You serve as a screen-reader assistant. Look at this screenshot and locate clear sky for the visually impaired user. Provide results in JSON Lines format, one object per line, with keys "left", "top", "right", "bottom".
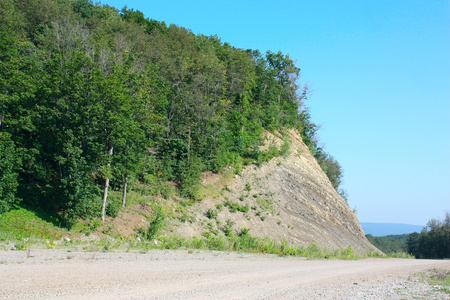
{"left": 100, "top": 0, "right": 449, "bottom": 226}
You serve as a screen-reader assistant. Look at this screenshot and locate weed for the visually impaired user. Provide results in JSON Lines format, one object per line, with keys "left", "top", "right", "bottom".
{"left": 102, "top": 224, "right": 114, "bottom": 235}
{"left": 257, "top": 198, "right": 275, "bottom": 214}
{"left": 205, "top": 209, "right": 218, "bottom": 219}
{"left": 14, "top": 239, "right": 29, "bottom": 250}
{"left": 72, "top": 219, "right": 102, "bottom": 236}
{"left": 239, "top": 227, "right": 251, "bottom": 236}
{"left": 223, "top": 219, "right": 235, "bottom": 237}
{"left": 224, "top": 199, "right": 249, "bottom": 213}
{"left": 46, "top": 240, "right": 57, "bottom": 249}
{"left": 245, "top": 183, "right": 251, "bottom": 191}
{"left": 141, "top": 206, "right": 166, "bottom": 240}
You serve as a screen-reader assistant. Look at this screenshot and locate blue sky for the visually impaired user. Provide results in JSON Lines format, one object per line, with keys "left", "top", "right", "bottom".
{"left": 100, "top": 0, "right": 449, "bottom": 226}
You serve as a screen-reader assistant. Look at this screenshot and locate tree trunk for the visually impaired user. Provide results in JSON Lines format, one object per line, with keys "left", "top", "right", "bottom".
{"left": 122, "top": 175, "right": 128, "bottom": 208}
{"left": 101, "top": 146, "right": 113, "bottom": 222}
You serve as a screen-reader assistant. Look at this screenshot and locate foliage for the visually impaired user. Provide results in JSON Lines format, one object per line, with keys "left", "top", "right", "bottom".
{"left": 314, "top": 147, "right": 342, "bottom": 190}
{"left": 0, "top": 207, "right": 64, "bottom": 240}
{"left": 0, "top": 133, "right": 21, "bottom": 213}
{"left": 223, "top": 219, "right": 235, "bottom": 237}
{"left": 158, "top": 234, "right": 359, "bottom": 259}
{"left": 141, "top": 206, "right": 166, "bottom": 240}
{"left": 224, "top": 198, "right": 249, "bottom": 213}
{"left": 0, "top": 0, "right": 345, "bottom": 228}
{"left": 205, "top": 208, "right": 218, "bottom": 219}
{"left": 365, "top": 234, "right": 408, "bottom": 254}
{"left": 407, "top": 212, "right": 450, "bottom": 259}
{"left": 105, "top": 192, "right": 122, "bottom": 218}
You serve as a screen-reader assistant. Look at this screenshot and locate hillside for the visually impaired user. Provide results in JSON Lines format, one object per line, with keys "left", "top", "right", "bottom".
{"left": 0, "top": 0, "right": 376, "bottom": 255}
{"left": 155, "top": 129, "right": 377, "bottom": 254}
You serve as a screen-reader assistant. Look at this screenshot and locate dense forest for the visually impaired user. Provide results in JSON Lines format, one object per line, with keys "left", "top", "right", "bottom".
{"left": 365, "top": 234, "right": 408, "bottom": 254}
{"left": 366, "top": 213, "right": 450, "bottom": 259}
{"left": 0, "top": 0, "right": 345, "bottom": 228}
{"left": 406, "top": 213, "right": 450, "bottom": 259}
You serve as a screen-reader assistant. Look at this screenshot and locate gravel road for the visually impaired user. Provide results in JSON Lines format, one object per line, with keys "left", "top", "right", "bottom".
{"left": 1, "top": 249, "right": 449, "bottom": 299}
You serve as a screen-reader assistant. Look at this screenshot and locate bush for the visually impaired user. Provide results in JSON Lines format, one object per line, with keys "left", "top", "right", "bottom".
{"left": 223, "top": 219, "right": 235, "bottom": 237}
{"left": 224, "top": 199, "right": 249, "bottom": 213}
{"left": 143, "top": 206, "right": 166, "bottom": 240}
{"left": 205, "top": 209, "right": 218, "bottom": 219}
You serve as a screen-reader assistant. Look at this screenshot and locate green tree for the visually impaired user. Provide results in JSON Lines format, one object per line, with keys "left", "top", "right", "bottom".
{"left": 0, "top": 133, "right": 21, "bottom": 213}
{"left": 407, "top": 213, "right": 450, "bottom": 259}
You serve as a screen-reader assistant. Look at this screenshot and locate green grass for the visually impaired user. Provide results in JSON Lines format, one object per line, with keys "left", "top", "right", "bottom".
{"left": 155, "top": 234, "right": 359, "bottom": 259}
{"left": 0, "top": 207, "right": 65, "bottom": 240}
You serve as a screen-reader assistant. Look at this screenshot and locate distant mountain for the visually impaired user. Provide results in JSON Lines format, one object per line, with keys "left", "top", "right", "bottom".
{"left": 360, "top": 222, "right": 423, "bottom": 237}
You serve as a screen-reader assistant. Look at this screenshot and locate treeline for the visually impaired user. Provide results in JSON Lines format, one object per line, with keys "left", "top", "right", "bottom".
{"left": 0, "top": 0, "right": 344, "bottom": 227}
{"left": 365, "top": 234, "right": 408, "bottom": 254}
{"left": 406, "top": 212, "right": 450, "bottom": 259}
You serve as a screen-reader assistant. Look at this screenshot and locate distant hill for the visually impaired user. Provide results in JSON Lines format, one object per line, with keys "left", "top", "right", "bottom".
{"left": 361, "top": 222, "right": 423, "bottom": 236}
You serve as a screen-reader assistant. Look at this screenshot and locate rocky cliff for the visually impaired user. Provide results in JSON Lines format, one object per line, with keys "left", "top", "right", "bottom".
{"left": 165, "top": 129, "right": 378, "bottom": 254}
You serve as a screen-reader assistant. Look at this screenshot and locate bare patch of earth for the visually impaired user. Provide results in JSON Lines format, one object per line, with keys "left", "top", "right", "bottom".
{"left": 0, "top": 249, "right": 448, "bottom": 299}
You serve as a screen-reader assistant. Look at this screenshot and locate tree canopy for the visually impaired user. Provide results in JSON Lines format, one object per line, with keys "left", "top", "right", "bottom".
{"left": 0, "top": 0, "right": 345, "bottom": 227}
{"left": 407, "top": 212, "right": 450, "bottom": 259}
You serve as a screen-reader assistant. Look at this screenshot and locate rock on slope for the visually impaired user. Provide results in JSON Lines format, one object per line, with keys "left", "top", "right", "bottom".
{"left": 165, "top": 129, "right": 378, "bottom": 255}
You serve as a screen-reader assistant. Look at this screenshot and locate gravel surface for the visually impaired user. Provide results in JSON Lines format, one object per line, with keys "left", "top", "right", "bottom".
{"left": 1, "top": 249, "right": 449, "bottom": 299}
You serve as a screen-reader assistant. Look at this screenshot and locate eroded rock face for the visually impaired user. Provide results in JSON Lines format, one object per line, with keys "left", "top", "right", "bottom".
{"left": 166, "top": 129, "right": 378, "bottom": 255}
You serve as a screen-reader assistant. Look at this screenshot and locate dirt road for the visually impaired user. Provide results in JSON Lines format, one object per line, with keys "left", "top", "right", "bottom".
{"left": 1, "top": 249, "right": 449, "bottom": 299}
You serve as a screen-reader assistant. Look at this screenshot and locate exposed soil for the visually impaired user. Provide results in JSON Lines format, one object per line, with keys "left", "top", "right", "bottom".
{"left": 164, "top": 129, "right": 378, "bottom": 255}
{"left": 1, "top": 249, "right": 449, "bottom": 299}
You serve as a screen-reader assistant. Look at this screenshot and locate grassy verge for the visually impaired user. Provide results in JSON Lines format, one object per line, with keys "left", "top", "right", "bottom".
{"left": 0, "top": 230, "right": 378, "bottom": 260}
{"left": 157, "top": 234, "right": 358, "bottom": 259}
{"left": 416, "top": 269, "right": 450, "bottom": 295}
{"left": 0, "top": 205, "right": 413, "bottom": 259}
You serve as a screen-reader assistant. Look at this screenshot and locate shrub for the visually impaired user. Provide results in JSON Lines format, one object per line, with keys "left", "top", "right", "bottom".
{"left": 223, "top": 219, "right": 235, "bottom": 237}
{"left": 205, "top": 209, "right": 218, "bottom": 219}
{"left": 106, "top": 195, "right": 122, "bottom": 218}
{"left": 143, "top": 206, "right": 166, "bottom": 240}
{"left": 224, "top": 199, "right": 249, "bottom": 213}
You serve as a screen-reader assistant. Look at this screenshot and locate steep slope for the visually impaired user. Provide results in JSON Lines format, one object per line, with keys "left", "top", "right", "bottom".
{"left": 165, "top": 129, "right": 378, "bottom": 254}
